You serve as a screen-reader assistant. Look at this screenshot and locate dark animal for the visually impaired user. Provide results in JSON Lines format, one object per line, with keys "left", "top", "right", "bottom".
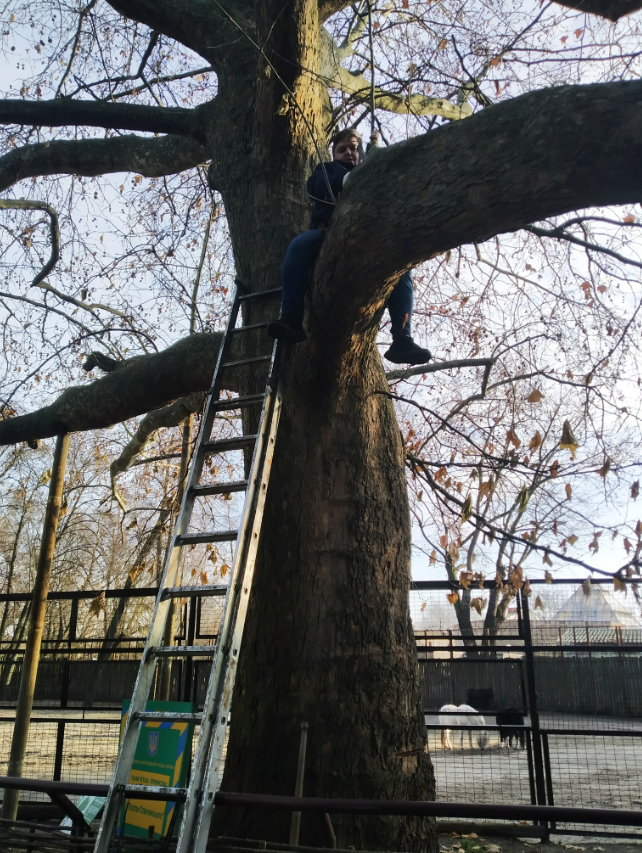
{"left": 496, "top": 706, "right": 525, "bottom": 748}
{"left": 467, "top": 688, "right": 495, "bottom": 711}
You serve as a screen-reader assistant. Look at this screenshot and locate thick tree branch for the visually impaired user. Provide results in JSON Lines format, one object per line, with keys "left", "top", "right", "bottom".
{"left": 310, "top": 80, "right": 642, "bottom": 372}
{"left": 110, "top": 391, "right": 205, "bottom": 510}
{"left": 0, "top": 333, "right": 223, "bottom": 445}
{"left": 320, "top": 29, "right": 472, "bottom": 121}
{"left": 0, "top": 135, "right": 211, "bottom": 192}
{"left": 0, "top": 99, "right": 206, "bottom": 143}
{"left": 550, "top": 0, "right": 642, "bottom": 19}
{"left": 103, "top": 0, "right": 240, "bottom": 64}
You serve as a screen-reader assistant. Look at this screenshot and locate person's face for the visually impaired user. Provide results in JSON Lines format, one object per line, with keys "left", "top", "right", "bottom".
{"left": 333, "top": 137, "right": 360, "bottom": 167}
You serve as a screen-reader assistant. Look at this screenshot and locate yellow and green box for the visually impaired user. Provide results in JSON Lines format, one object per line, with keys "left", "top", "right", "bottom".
{"left": 119, "top": 699, "right": 196, "bottom": 839}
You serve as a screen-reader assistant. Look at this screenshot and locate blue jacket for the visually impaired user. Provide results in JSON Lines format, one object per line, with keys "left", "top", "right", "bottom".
{"left": 307, "top": 160, "right": 357, "bottom": 228}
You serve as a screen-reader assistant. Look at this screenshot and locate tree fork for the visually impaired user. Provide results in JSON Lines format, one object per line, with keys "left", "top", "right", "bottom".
{"left": 1, "top": 432, "right": 70, "bottom": 821}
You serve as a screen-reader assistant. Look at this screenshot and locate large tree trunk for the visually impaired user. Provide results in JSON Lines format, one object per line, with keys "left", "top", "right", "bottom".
{"left": 204, "top": 2, "right": 435, "bottom": 847}
{"left": 212, "top": 339, "right": 434, "bottom": 849}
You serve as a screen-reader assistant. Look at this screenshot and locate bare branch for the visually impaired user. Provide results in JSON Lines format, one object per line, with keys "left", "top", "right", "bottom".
{"left": 103, "top": 0, "right": 238, "bottom": 64}
{"left": 55, "top": 0, "right": 98, "bottom": 98}
{"left": 320, "top": 29, "right": 472, "bottom": 122}
{"left": 0, "top": 134, "right": 211, "bottom": 193}
{"left": 385, "top": 357, "right": 494, "bottom": 382}
{"left": 526, "top": 223, "right": 642, "bottom": 271}
{"left": 409, "top": 452, "right": 626, "bottom": 578}
{"left": 0, "top": 198, "right": 59, "bottom": 286}
{"left": 0, "top": 333, "right": 223, "bottom": 445}
{"left": 110, "top": 391, "right": 205, "bottom": 511}
{"left": 0, "top": 99, "right": 206, "bottom": 143}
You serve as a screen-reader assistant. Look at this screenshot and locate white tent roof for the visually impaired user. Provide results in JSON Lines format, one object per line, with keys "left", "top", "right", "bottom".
{"left": 552, "top": 584, "right": 642, "bottom": 627}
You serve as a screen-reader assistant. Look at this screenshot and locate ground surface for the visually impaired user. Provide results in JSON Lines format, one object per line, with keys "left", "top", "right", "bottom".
{"left": 439, "top": 832, "right": 642, "bottom": 853}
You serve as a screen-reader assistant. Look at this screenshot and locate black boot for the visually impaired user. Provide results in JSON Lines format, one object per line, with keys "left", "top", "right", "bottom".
{"left": 267, "top": 312, "right": 306, "bottom": 344}
{"left": 384, "top": 335, "right": 431, "bottom": 365}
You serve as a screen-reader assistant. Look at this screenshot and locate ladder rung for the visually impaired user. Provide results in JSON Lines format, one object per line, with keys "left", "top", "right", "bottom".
{"left": 134, "top": 711, "right": 202, "bottom": 723}
{"left": 150, "top": 645, "right": 216, "bottom": 657}
{"left": 191, "top": 480, "right": 248, "bottom": 497}
{"left": 237, "top": 287, "right": 282, "bottom": 302}
{"left": 210, "top": 394, "right": 264, "bottom": 412}
{"left": 221, "top": 355, "right": 272, "bottom": 369}
{"left": 177, "top": 530, "right": 237, "bottom": 546}
{"left": 230, "top": 322, "right": 268, "bottom": 334}
{"left": 161, "top": 584, "right": 228, "bottom": 600}
{"left": 202, "top": 435, "right": 257, "bottom": 454}
{"left": 123, "top": 784, "right": 186, "bottom": 801}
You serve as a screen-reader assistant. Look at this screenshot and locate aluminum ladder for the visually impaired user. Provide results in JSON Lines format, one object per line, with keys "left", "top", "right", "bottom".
{"left": 93, "top": 282, "right": 283, "bottom": 853}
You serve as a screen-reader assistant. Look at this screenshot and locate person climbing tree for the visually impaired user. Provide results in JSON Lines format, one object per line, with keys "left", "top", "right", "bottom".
{"left": 267, "top": 129, "right": 432, "bottom": 366}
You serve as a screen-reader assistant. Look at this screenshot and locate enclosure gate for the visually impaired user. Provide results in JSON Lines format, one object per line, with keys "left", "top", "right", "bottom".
{"left": 93, "top": 283, "right": 283, "bottom": 853}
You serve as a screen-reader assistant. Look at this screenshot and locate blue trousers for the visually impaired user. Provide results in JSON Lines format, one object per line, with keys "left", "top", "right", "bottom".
{"left": 281, "top": 228, "right": 414, "bottom": 337}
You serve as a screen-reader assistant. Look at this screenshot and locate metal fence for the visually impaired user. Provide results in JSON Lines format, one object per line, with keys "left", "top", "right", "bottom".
{"left": 1, "top": 580, "right": 642, "bottom": 838}
{"left": 415, "top": 577, "right": 642, "bottom": 837}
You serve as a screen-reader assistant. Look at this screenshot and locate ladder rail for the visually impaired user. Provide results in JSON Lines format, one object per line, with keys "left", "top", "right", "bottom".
{"left": 93, "top": 284, "right": 283, "bottom": 853}
{"left": 92, "top": 287, "right": 253, "bottom": 853}
{"left": 174, "top": 373, "right": 281, "bottom": 852}
{"left": 191, "top": 382, "right": 282, "bottom": 853}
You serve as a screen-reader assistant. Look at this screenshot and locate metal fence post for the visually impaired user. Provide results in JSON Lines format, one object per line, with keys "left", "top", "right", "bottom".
{"left": 53, "top": 597, "right": 77, "bottom": 781}
{"left": 520, "top": 590, "right": 548, "bottom": 811}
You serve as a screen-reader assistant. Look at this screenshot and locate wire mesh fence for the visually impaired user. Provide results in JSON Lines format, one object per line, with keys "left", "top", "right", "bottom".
{"left": 1, "top": 579, "right": 642, "bottom": 837}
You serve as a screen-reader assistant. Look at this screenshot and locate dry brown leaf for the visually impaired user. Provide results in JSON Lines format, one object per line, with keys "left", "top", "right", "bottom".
{"left": 128, "top": 565, "right": 143, "bottom": 583}
{"left": 624, "top": 538, "right": 632, "bottom": 555}
{"left": 459, "top": 570, "right": 473, "bottom": 589}
{"left": 89, "top": 591, "right": 106, "bottom": 617}
{"left": 470, "top": 597, "right": 487, "bottom": 615}
{"left": 529, "top": 430, "right": 543, "bottom": 451}
{"left": 567, "top": 534, "right": 578, "bottom": 546}
{"left": 624, "top": 213, "right": 635, "bottom": 223}
{"left": 506, "top": 427, "right": 521, "bottom": 449}
{"left": 565, "top": 483, "right": 572, "bottom": 500}
{"left": 545, "top": 570, "right": 553, "bottom": 584}
{"left": 523, "top": 578, "right": 532, "bottom": 597}
{"left": 613, "top": 576, "right": 626, "bottom": 593}
{"left": 446, "top": 591, "right": 460, "bottom": 605}
{"left": 549, "top": 460, "right": 560, "bottom": 478}
{"left": 582, "top": 578, "right": 592, "bottom": 597}
{"left": 527, "top": 389, "right": 544, "bottom": 403}
{"left": 429, "top": 549, "right": 437, "bottom": 565}
{"left": 632, "top": 481, "right": 640, "bottom": 501}
{"left": 598, "top": 457, "right": 612, "bottom": 478}
{"left": 534, "top": 596, "right": 544, "bottom": 611}
{"left": 439, "top": 532, "right": 448, "bottom": 548}
{"left": 542, "top": 551, "right": 553, "bottom": 567}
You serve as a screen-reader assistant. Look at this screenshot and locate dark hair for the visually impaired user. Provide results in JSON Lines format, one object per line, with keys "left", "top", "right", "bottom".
{"left": 330, "top": 128, "right": 362, "bottom": 150}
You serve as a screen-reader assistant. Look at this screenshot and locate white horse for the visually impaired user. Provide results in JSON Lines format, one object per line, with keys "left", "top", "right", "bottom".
{"left": 439, "top": 703, "right": 488, "bottom": 749}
